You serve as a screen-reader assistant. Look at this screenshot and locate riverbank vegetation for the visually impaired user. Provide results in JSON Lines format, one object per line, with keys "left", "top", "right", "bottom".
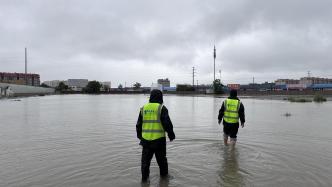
{"left": 286, "top": 94, "right": 327, "bottom": 103}
{"left": 287, "top": 97, "right": 312, "bottom": 102}
{"left": 313, "top": 94, "right": 327, "bottom": 102}
{"left": 213, "top": 79, "right": 224, "bottom": 94}
{"left": 83, "top": 81, "right": 102, "bottom": 93}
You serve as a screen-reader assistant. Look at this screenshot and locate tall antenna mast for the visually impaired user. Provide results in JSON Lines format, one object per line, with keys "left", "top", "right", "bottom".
{"left": 25, "top": 48, "right": 28, "bottom": 85}
{"left": 192, "top": 67, "right": 196, "bottom": 87}
{"left": 213, "top": 45, "right": 216, "bottom": 82}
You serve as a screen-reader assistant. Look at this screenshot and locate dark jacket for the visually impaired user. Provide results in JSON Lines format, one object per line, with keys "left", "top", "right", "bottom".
{"left": 136, "top": 90, "right": 175, "bottom": 146}
{"left": 218, "top": 96, "right": 245, "bottom": 126}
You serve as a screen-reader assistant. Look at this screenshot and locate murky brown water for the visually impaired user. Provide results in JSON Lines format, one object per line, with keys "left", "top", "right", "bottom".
{"left": 1, "top": 95, "right": 332, "bottom": 186}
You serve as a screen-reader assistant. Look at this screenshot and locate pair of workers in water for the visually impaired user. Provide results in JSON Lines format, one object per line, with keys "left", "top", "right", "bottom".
{"left": 136, "top": 89, "right": 245, "bottom": 182}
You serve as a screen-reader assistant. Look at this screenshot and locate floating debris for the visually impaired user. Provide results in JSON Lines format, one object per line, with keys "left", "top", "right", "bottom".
{"left": 284, "top": 112, "right": 292, "bottom": 117}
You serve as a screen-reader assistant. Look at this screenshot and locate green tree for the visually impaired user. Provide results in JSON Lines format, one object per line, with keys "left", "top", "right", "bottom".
{"left": 40, "top": 83, "right": 50, "bottom": 88}
{"left": 85, "top": 81, "right": 102, "bottom": 93}
{"left": 213, "top": 79, "right": 224, "bottom": 94}
{"left": 176, "top": 84, "right": 194, "bottom": 91}
{"left": 103, "top": 84, "right": 110, "bottom": 92}
{"left": 55, "top": 81, "right": 69, "bottom": 92}
{"left": 133, "top": 82, "right": 141, "bottom": 89}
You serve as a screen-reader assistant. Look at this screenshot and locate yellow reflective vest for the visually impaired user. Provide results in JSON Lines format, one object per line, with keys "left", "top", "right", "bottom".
{"left": 223, "top": 99, "right": 240, "bottom": 124}
{"left": 141, "top": 103, "right": 165, "bottom": 141}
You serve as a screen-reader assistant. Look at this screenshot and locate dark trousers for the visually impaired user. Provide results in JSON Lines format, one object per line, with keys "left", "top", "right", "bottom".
{"left": 141, "top": 141, "right": 168, "bottom": 180}
{"left": 223, "top": 123, "right": 239, "bottom": 138}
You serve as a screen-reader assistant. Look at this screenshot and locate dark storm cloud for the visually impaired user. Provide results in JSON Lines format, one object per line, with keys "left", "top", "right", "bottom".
{"left": 0, "top": 0, "right": 332, "bottom": 85}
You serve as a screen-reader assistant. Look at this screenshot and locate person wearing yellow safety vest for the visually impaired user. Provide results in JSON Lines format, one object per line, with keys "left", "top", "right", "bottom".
{"left": 218, "top": 89, "right": 245, "bottom": 146}
{"left": 136, "top": 89, "right": 175, "bottom": 183}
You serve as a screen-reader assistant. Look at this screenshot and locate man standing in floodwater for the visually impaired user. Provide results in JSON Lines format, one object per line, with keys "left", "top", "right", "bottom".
{"left": 218, "top": 89, "right": 245, "bottom": 146}
{"left": 136, "top": 89, "right": 175, "bottom": 182}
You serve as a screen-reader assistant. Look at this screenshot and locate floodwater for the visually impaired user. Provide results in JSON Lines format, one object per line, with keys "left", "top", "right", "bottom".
{"left": 1, "top": 94, "right": 332, "bottom": 187}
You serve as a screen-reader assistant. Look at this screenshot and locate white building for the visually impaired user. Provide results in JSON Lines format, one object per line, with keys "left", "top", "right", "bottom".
{"left": 67, "top": 79, "right": 89, "bottom": 91}
{"left": 101, "top": 81, "right": 111, "bottom": 91}
{"left": 43, "top": 80, "right": 61, "bottom": 88}
{"left": 151, "top": 83, "right": 163, "bottom": 91}
{"left": 157, "top": 78, "right": 170, "bottom": 88}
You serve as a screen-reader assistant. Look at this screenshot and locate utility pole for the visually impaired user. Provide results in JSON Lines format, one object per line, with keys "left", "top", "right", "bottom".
{"left": 219, "top": 70, "right": 221, "bottom": 80}
{"left": 213, "top": 45, "right": 216, "bottom": 82}
{"left": 25, "top": 48, "right": 28, "bottom": 85}
{"left": 307, "top": 71, "right": 311, "bottom": 77}
{"left": 192, "top": 67, "right": 196, "bottom": 87}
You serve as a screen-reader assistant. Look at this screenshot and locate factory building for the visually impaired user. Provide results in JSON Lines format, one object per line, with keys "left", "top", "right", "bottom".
{"left": 157, "top": 78, "right": 170, "bottom": 88}
{"left": 67, "top": 79, "right": 89, "bottom": 91}
{"left": 0, "top": 72, "right": 40, "bottom": 86}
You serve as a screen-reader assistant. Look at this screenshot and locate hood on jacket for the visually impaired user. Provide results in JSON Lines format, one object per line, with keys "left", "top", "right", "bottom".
{"left": 230, "top": 89, "right": 237, "bottom": 97}
{"left": 228, "top": 89, "right": 239, "bottom": 100}
{"left": 149, "top": 89, "right": 163, "bottom": 104}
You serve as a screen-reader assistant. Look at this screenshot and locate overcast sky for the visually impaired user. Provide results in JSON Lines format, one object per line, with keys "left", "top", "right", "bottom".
{"left": 1, "top": 0, "right": 332, "bottom": 87}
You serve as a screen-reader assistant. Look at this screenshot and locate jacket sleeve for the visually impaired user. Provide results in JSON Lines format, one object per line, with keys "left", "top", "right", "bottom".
{"left": 218, "top": 102, "right": 225, "bottom": 123}
{"left": 160, "top": 106, "right": 175, "bottom": 141}
{"left": 239, "top": 102, "right": 245, "bottom": 123}
{"left": 136, "top": 108, "right": 143, "bottom": 140}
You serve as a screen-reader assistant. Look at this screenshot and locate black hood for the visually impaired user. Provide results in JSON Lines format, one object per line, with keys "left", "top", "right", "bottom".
{"left": 229, "top": 89, "right": 239, "bottom": 99}
{"left": 149, "top": 89, "right": 163, "bottom": 104}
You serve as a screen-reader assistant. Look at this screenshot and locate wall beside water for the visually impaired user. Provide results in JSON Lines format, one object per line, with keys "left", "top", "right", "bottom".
{"left": 0, "top": 83, "right": 55, "bottom": 97}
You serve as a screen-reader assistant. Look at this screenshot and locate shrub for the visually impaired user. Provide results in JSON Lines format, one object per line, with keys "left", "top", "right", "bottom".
{"left": 313, "top": 95, "right": 327, "bottom": 102}
{"left": 288, "top": 97, "right": 312, "bottom": 102}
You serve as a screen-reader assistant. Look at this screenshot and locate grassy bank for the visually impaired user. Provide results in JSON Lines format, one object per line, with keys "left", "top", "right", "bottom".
{"left": 313, "top": 95, "right": 327, "bottom": 102}
{"left": 285, "top": 95, "right": 327, "bottom": 103}
{"left": 287, "top": 97, "right": 312, "bottom": 102}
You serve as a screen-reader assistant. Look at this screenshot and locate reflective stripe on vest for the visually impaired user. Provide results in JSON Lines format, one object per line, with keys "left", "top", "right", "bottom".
{"left": 223, "top": 99, "right": 240, "bottom": 123}
{"left": 141, "top": 103, "right": 165, "bottom": 140}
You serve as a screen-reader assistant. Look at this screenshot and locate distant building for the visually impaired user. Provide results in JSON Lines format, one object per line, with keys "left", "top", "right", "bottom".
{"left": 300, "top": 77, "right": 332, "bottom": 86}
{"left": 102, "top": 81, "right": 111, "bottom": 88}
{"left": 0, "top": 72, "right": 40, "bottom": 86}
{"left": 101, "top": 81, "right": 111, "bottom": 91}
{"left": 43, "top": 80, "right": 61, "bottom": 88}
{"left": 310, "top": 84, "right": 332, "bottom": 90}
{"left": 240, "top": 82, "right": 275, "bottom": 91}
{"left": 157, "top": 78, "right": 170, "bottom": 88}
{"left": 196, "top": 84, "right": 211, "bottom": 92}
{"left": 163, "top": 87, "right": 176, "bottom": 92}
{"left": 274, "top": 77, "right": 332, "bottom": 90}
{"left": 67, "top": 79, "right": 88, "bottom": 91}
{"left": 287, "top": 84, "right": 306, "bottom": 90}
{"left": 275, "top": 79, "right": 299, "bottom": 85}
{"left": 227, "top": 84, "right": 240, "bottom": 90}
{"left": 151, "top": 83, "right": 163, "bottom": 91}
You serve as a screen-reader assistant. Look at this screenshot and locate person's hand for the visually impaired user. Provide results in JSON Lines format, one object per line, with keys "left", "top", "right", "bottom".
{"left": 241, "top": 122, "right": 245, "bottom": 128}
{"left": 169, "top": 135, "right": 175, "bottom": 142}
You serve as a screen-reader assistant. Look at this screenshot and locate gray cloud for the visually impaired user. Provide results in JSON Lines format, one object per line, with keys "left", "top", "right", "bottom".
{"left": 1, "top": 0, "right": 332, "bottom": 86}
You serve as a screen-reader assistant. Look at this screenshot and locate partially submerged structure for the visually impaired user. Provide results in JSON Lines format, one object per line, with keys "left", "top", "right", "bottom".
{"left": 0, "top": 83, "right": 54, "bottom": 97}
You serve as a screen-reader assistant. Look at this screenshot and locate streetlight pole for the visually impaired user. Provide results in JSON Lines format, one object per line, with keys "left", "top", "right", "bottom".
{"left": 214, "top": 45, "right": 216, "bottom": 82}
